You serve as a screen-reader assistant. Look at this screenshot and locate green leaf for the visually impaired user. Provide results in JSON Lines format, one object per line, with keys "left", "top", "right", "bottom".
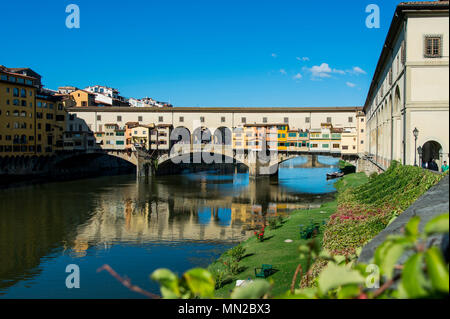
{"left": 230, "top": 280, "right": 271, "bottom": 299}
{"left": 183, "top": 268, "right": 215, "bottom": 298}
{"left": 337, "top": 284, "right": 361, "bottom": 299}
{"left": 424, "top": 247, "right": 449, "bottom": 293}
{"left": 424, "top": 213, "right": 449, "bottom": 236}
{"left": 318, "top": 263, "right": 365, "bottom": 295}
{"left": 404, "top": 216, "right": 421, "bottom": 239}
{"left": 150, "top": 268, "right": 180, "bottom": 298}
{"left": 280, "top": 288, "right": 317, "bottom": 299}
{"left": 377, "top": 238, "right": 411, "bottom": 279}
{"left": 401, "top": 253, "right": 429, "bottom": 298}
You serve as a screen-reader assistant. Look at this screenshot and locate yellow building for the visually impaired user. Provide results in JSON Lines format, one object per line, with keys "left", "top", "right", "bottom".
{"left": 0, "top": 66, "right": 39, "bottom": 156}
{"left": 130, "top": 124, "right": 153, "bottom": 149}
{"left": 35, "top": 90, "right": 66, "bottom": 154}
{"left": 277, "top": 125, "right": 288, "bottom": 151}
{"left": 69, "top": 89, "right": 96, "bottom": 107}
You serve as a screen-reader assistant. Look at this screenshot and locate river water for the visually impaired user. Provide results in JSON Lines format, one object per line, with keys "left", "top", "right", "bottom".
{"left": 0, "top": 156, "right": 339, "bottom": 298}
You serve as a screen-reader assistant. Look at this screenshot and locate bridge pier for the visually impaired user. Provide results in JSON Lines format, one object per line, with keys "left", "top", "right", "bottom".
{"left": 248, "top": 161, "right": 279, "bottom": 179}
{"left": 137, "top": 161, "right": 153, "bottom": 178}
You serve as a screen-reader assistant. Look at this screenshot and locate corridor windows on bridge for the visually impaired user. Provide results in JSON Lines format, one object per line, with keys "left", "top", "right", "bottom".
{"left": 284, "top": 117, "right": 289, "bottom": 124}
{"left": 97, "top": 115, "right": 101, "bottom": 121}
{"left": 138, "top": 116, "right": 143, "bottom": 122}
{"left": 179, "top": 116, "right": 184, "bottom": 122}
{"left": 305, "top": 117, "right": 310, "bottom": 123}
{"left": 117, "top": 116, "right": 122, "bottom": 122}
{"left": 263, "top": 117, "right": 267, "bottom": 123}
{"left": 348, "top": 117, "right": 353, "bottom": 123}
{"left": 221, "top": 116, "right": 226, "bottom": 123}
{"left": 159, "top": 116, "right": 163, "bottom": 122}
{"left": 327, "top": 117, "right": 332, "bottom": 123}
{"left": 200, "top": 116, "right": 205, "bottom": 123}
{"left": 424, "top": 35, "right": 442, "bottom": 58}
{"left": 241, "top": 117, "right": 246, "bottom": 123}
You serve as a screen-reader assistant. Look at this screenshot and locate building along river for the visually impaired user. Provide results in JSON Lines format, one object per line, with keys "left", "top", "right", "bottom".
{"left": 0, "top": 156, "right": 340, "bottom": 298}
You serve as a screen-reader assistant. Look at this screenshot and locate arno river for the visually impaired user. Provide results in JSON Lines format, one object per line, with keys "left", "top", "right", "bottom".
{"left": 0, "top": 156, "right": 339, "bottom": 298}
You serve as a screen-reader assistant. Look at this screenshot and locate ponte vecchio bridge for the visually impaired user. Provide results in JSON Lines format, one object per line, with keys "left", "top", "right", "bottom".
{"left": 65, "top": 106, "right": 364, "bottom": 177}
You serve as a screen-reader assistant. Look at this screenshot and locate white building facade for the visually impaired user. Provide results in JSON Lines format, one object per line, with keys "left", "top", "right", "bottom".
{"left": 364, "top": 1, "right": 449, "bottom": 169}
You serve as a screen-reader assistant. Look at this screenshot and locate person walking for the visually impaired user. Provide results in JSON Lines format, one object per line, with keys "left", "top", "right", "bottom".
{"left": 429, "top": 159, "right": 439, "bottom": 172}
{"left": 442, "top": 161, "right": 449, "bottom": 173}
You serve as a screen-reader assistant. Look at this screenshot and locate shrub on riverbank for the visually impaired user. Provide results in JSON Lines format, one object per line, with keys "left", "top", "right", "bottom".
{"left": 305, "top": 162, "right": 442, "bottom": 268}
{"left": 300, "top": 163, "right": 445, "bottom": 288}
{"left": 324, "top": 162, "right": 444, "bottom": 256}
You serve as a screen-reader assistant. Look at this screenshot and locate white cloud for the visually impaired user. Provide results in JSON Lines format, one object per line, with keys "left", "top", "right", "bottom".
{"left": 307, "top": 63, "right": 348, "bottom": 78}
{"left": 333, "top": 69, "right": 346, "bottom": 75}
{"left": 309, "top": 63, "right": 333, "bottom": 78}
{"left": 293, "top": 73, "right": 302, "bottom": 80}
{"left": 346, "top": 82, "right": 356, "bottom": 88}
{"left": 296, "top": 56, "right": 310, "bottom": 61}
{"left": 279, "top": 69, "right": 287, "bottom": 75}
{"left": 352, "top": 66, "right": 367, "bottom": 75}
{"left": 271, "top": 53, "right": 277, "bottom": 58}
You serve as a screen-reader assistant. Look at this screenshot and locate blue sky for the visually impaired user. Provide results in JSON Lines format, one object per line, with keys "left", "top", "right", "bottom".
{"left": 0, "top": 0, "right": 401, "bottom": 107}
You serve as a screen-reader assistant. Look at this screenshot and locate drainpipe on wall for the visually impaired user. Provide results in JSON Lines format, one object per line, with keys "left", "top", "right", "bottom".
{"left": 402, "top": 17, "right": 408, "bottom": 165}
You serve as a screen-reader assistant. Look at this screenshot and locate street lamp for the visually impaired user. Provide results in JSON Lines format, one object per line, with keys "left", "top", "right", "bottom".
{"left": 417, "top": 146, "right": 423, "bottom": 167}
{"left": 413, "top": 127, "right": 419, "bottom": 166}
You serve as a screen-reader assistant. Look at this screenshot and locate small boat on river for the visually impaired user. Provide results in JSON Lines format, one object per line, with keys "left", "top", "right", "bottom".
{"left": 326, "top": 172, "right": 344, "bottom": 179}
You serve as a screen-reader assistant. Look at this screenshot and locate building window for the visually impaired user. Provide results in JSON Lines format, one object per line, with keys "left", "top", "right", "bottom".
{"left": 305, "top": 117, "right": 310, "bottom": 123}
{"left": 262, "top": 117, "right": 267, "bottom": 123}
{"left": 200, "top": 116, "right": 205, "bottom": 123}
{"left": 361, "top": 129, "right": 364, "bottom": 133}
{"left": 424, "top": 35, "right": 442, "bottom": 58}
{"left": 342, "top": 145, "right": 348, "bottom": 150}
{"left": 13, "top": 88, "right": 19, "bottom": 97}
{"left": 221, "top": 116, "right": 226, "bottom": 123}
{"left": 117, "top": 116, "right": 122, "bottom": 122}
{"left": 241, "top": 117, "right": 246, "bottom": 123}
{"left": 179, "top": 116, "right": 184, "bottom": 122}
{"left": 159, "top": 116, "right": 163, "bottom": 122}
{"left": 348, "top": 117, "right": 353, "bottom": 123}
{"left": 327, "top": 117, "right": 332, "bottom": 123}
{"left": 389, "top": 68, "right": 393, "bottom": 85}
{"left": 97, "top": 115, "right": 101, "bottom": 121}
{"left": 138, "top": 116, "right": 143, "bottom": 122}
{"left": 284, "top": 117, "right": 289, "bottom": 124}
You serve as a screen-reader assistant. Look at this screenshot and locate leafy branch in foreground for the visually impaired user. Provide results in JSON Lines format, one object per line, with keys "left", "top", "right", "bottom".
{"left": 148, "top": 213, "right": 448, "bottom": 299}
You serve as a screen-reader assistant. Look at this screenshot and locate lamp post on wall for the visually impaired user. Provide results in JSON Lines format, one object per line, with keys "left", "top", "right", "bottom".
{"left": 418, "top": 146, "right": 423, "bottom": 168}
{"left": 413, "top": 127, "right": 419, "bottom": 166}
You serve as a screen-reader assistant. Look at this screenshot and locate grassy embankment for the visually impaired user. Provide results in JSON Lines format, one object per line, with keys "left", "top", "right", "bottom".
{"left": 301, "top": 161, "right": 446, "bottom": 287}
{"left": 211, "top": 171, "right": 368, "bottom": 298}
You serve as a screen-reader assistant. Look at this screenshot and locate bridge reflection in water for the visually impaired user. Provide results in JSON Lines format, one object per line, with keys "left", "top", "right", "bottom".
{"left": 0, "top": 156, "right": 338, "bottom": 298}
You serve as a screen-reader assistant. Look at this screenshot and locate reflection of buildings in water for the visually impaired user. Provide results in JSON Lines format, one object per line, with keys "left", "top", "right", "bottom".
{"left": 70, "top": 175, "right": 331, "bottom": 255}
{"left": 71, "top": 198, "right": 248, "bottom": 255}
{"left": 230, "top": 202, "right": 300, "bottom": 230}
